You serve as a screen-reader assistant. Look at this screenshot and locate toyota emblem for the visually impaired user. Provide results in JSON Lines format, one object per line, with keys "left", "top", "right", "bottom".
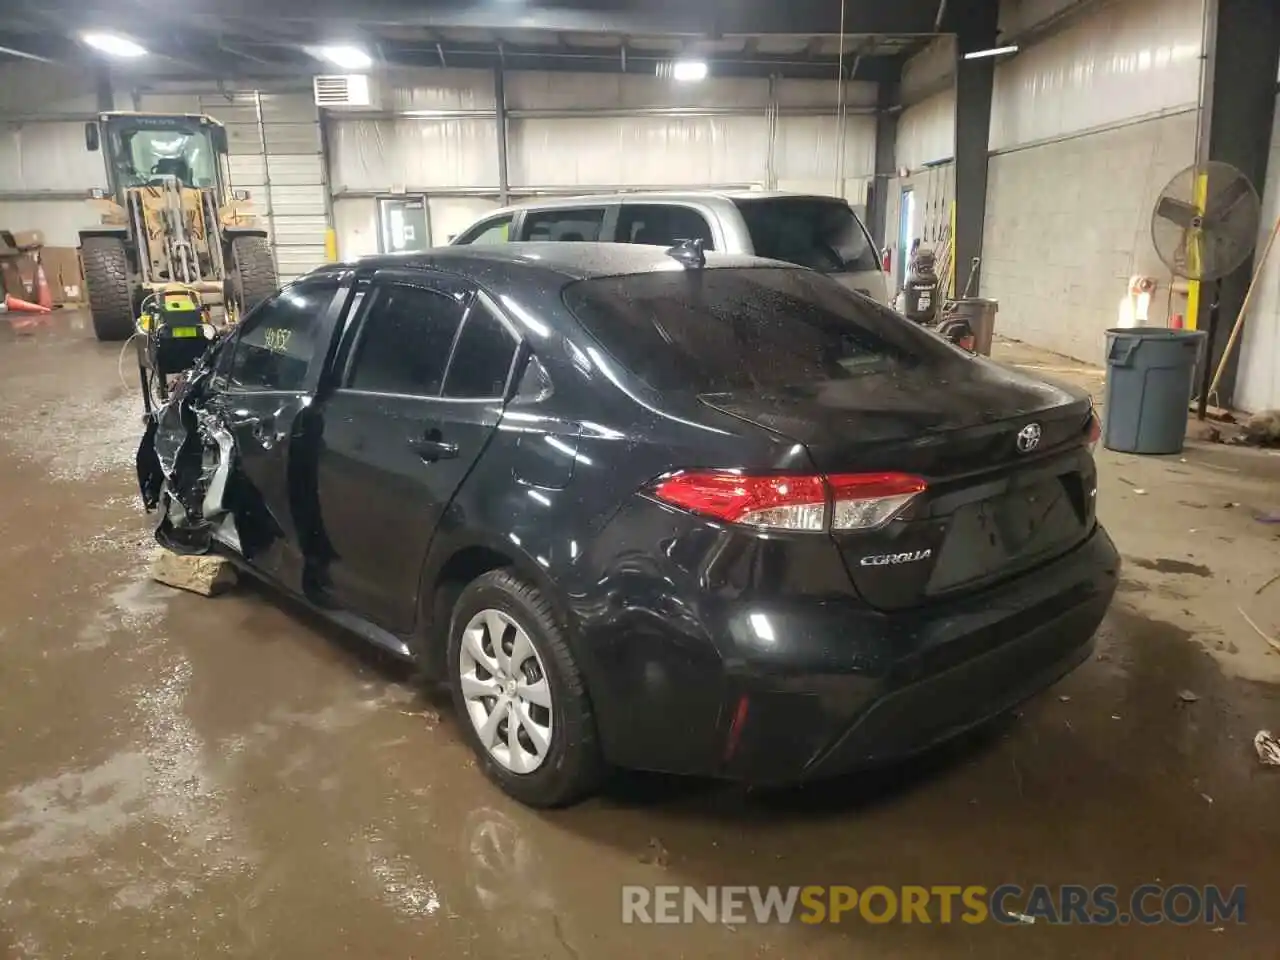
{"left": 1016, "top": 423, "right": 1043, "bottom": 453}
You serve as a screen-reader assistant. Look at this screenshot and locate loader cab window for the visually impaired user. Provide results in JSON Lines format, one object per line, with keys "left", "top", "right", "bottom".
{"left": 110, "top": 123, "right": 219, "bottom": 190}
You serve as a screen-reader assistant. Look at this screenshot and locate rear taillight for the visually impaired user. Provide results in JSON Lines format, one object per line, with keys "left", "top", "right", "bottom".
{"left": 827, "top": 473, "right": 928, "bottom": 530}
{"left": 1086, "top": 411, "right": 1102, "bottom": 453}
{"left": 650, "top": 472, "right": 827, "bottom": 530}
{"left": 649, "top": 471, "right": 927, "bottom": 532}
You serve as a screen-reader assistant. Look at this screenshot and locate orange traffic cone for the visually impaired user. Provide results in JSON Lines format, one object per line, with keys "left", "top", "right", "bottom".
{"left": 2, "top": 293, "right": 51, "bottom": 315}
{"left": 34, "top": 262, "right": 53, "bottom": 310}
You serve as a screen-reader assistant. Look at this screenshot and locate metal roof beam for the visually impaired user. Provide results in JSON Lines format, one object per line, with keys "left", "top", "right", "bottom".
{"left": 22, "top": 0, "right": 951, "bottom": 39}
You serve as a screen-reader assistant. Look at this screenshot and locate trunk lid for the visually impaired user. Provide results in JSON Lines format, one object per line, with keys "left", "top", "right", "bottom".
{"left": 700, "top": 361, "right": 1097, "bottom": 610}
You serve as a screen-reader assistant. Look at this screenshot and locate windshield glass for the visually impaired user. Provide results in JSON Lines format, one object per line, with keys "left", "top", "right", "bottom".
{"left": 733, "top": 198, "right": 879, "bottom": 273}
{"left": 563, "top": 267, "right": 954, "bottom": 394}
{"left": 110, "top": 122, "right": 219, "bottom": 190}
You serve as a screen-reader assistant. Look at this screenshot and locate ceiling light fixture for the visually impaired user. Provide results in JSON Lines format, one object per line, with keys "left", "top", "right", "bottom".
{"left": 671, "top": 59, "right": 709, "bottom": 82}
{"left": 963, "top": 44, "right": 1019, "bottom": 60}
{"left": 81, "top": 32, "right": 147, "bottom": 58}
{"left": 316, "top": 45, "right": 373, "bottom": 70}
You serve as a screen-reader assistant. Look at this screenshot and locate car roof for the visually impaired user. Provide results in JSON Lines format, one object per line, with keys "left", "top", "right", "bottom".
{"left": 312, "top": 241, "right": 784, "bottom": 285}
{"left": 469, "top": 189, "right": 853, "bottom": 219}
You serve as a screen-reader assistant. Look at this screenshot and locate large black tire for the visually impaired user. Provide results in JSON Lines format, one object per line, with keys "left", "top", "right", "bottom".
{"left": 228, "top": 235, "right": 279, "bottom": 318}
{"left": 447, "top": 569, "right": 604, "bottom": 807}
{"left": 81, "top": 236, "right": 135, "bottom": 342}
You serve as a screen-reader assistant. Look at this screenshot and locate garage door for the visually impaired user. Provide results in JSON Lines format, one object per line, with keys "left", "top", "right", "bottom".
{"left": 199, "top": 92, "right": 329, "bottom": 284}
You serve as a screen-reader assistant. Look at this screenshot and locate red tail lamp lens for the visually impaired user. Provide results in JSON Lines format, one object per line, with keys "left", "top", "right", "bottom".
{"left": 650, "top": 471, "right": 927, "bottom": 532}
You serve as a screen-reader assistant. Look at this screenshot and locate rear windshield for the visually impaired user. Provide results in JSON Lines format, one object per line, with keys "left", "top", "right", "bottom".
{"left": 733, "top": 198, "right": 878, "bottom": 273}
{"left": 562, "top": 267, "right": 956, "bottom": 394}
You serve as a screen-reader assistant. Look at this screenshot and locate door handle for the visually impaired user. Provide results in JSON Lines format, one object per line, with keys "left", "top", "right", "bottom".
{"left": 409, "top": 435, "right": 459, "bottom": 462}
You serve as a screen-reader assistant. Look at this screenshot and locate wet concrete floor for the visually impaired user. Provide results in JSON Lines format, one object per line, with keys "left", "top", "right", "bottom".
{"left": 1, "top": 313, "right": 1278, "bottom": 958}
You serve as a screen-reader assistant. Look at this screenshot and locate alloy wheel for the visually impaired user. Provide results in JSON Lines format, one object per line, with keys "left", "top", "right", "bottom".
{"left": 458, "top": 609, "right": 554, "bottom": 773}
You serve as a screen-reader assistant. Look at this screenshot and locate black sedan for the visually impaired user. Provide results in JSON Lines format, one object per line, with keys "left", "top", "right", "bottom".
{"left": 137, "top": 243, "right": 1119, "bottom": 807}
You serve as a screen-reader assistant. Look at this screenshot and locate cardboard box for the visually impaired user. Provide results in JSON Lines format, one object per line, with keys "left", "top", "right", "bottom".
{"left": 10, "top": 230, "right": 44, "bottom": 251}
{"left": 40, "top": 247, "right": 84, "bottom": 303}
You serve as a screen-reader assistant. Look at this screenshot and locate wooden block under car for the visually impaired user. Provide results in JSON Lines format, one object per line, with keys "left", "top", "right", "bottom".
{"left": 149, "top": 550, "right": 238, "bottom": 597}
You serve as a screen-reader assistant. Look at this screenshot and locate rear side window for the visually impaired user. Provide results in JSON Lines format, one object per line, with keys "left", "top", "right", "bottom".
{"left": 347, "top": 284, "right": 468, "bottom": 396}
{"left": 443, "top": 304, "right": 519, "bottom": 399}
{"left": 733, "top": 199, "right": 878, "bottom": 273}
{"left": 563, "top": 267, "right": 954, "bottom": 393}
{"left": 226, "top": 282, "right": 336, "bottom": 391}
{"left": 617, "top": 205, "right": 715, "bottom": 248}
{"left": 523, "top": 208, "right": 606, "bottom": 242}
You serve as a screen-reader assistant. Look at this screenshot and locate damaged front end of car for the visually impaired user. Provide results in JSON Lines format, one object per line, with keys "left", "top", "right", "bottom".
{"left": 136, "top": 351, "right": 242, "bottom": 557}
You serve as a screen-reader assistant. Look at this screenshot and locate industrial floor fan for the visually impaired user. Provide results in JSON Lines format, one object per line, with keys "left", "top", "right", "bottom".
{"left": 1150, "top": 161, "right": 1262, "bottom": 417}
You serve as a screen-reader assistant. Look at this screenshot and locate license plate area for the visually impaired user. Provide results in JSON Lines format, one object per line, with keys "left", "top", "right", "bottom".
{"left": 926, "top": 474, "right": 1086, "bottom": 595}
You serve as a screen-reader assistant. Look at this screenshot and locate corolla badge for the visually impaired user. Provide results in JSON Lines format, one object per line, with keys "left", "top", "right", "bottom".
{"left": 1016, "top": 422, "right": 1043, "bottom": 453}
{"left": 860, "top": 549, "right": 933, "bottom": 567}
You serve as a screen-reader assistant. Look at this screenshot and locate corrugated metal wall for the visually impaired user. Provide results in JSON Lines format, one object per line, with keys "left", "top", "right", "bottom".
{"left": 885, "top": 0, "right": 1206, "bottom": 366}
{"left": 202, "top": 92, "right": 328, "bottom": 283}
{"left": 329, "top": 69, "right": 876, "bottom": 255}
{"left": 0, "top": 63, "right": 113, "bottom": 245}
{"left": 0, "top": 72, "right": 327, "bottom": 281}
{"left": 984, "top": 0, "right": 1204, "bottom": 364}
{"left": 888, "top": 38, "right": 956, "bottom": 283}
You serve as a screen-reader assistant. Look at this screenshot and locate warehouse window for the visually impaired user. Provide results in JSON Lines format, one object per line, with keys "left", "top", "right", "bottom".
{"left": 347, "top": 283, "right": 468, "bottom": 397}
{"left": 523, "top": 208, "right": 607, "bottom": 242}
{"left": 225, "top": 282, "right": 336, "bottom": 392}
{"left": 617, "top": 205, "right": 715, "bottom": 249}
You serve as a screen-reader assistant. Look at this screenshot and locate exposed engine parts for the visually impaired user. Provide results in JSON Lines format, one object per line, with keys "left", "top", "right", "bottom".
{"left": 137, "top": 351, "right": 238, "bottom": 556}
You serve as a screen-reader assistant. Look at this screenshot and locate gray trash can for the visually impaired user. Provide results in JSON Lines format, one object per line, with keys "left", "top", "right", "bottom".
{"left": 947, "top": 298, "right": 999, "bottom": 356}
{"left": 1103, "top": 327, "right": 1205, "bottom": 455}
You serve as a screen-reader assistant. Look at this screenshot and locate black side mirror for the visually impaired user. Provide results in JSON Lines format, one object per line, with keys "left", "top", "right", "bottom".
{"left": 210, "top": 125, "right": 229, "bottom": 154}
{"left": 85, "top": 122, "right": 100, "bottom": 152}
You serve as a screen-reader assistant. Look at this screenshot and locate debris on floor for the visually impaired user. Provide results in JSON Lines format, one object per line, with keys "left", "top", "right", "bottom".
{"left": 639, "top": 837, "right": 670, "bottom": 868}
{"left": 1237, "top": 606, "right": 1280, "bottom": 654}
{"left": 399, "top": 708, "right": 441, "bottom": 729}
{"left": 1177, "top": 689, "right": 1200, "bottom": 703}
{"left": 1255, "top": 731, "right": 1280, "bottom": 766}
{"left": 1241, "top": 410, "right": 1280, "bottom": 447}
{"left": 149, "top": 550, "right": 237, "bottom": 597}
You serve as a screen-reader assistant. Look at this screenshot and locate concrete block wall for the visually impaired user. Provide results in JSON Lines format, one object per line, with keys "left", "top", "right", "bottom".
{"left": 983, "top": 111, "right": 1198, "bottom": 365}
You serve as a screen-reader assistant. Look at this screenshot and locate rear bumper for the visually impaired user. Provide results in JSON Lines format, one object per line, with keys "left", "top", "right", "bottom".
{"left": 586, "top": 526, "right": 1119, "bottom": 782}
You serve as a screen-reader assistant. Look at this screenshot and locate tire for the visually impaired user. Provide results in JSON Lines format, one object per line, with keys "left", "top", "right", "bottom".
{"left": 81, "top": 236, "right": 135, "bottom": 342}
{"left": 447, "top": 569, "right": 603, "bottom": 807}
{"left": 228, "top": 235, "right": 279, "bottom": 317}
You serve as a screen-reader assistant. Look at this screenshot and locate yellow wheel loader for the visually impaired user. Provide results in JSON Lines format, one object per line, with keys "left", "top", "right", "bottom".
{"left": 79, "top": 112, "right": 279, "bottom": 341}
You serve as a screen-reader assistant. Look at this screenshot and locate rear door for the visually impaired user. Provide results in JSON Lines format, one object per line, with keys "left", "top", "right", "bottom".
{"left": 518, "top": 204, "right": 617, "bottom": 242}
{"left": 315, "top": 270, "right": 523, "bottom": 632}
{"left": 615, "top": 203, "right": 718, "bottom": 248}
{"left": 204, "top": 276, "right": 347, "bottom": 589}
